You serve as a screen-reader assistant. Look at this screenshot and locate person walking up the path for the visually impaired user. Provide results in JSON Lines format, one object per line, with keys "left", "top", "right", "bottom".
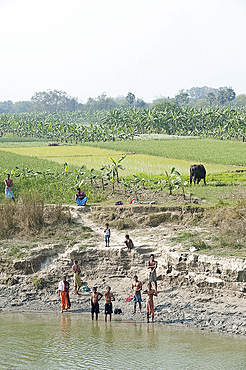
{"left": 147, "top": 254, "right": 158, "bottom": 291}
{"left": 104, "top": 223, "right": 110, "bottom": 247}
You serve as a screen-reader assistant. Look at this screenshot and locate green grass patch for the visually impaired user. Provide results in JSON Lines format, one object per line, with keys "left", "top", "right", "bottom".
{"left": 171, "top": 230, "right": 246, "bottom": 257}
{"left": 171, "top": 201, "right": 246, "bottom": 257}
{"left": 6, "top": 244, "right": 30, "bottom": 258}
{"left": 171, "top": 231, "right": 213, "bottom": 251}
{"left": 185, "top": 185, "right": 246, "bottom": 206}
{"left": 170, "top": 232, "right": 194, "bottom": 243}
{"left": 0, "top": 136, "right": 48, "bottom": 148}
{"left": 33, "top": 277, "right": 47, "bottom": 289}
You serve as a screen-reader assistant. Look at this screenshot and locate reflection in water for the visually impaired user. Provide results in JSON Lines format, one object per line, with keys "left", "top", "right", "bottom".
{"left": 0, "top": 313, "right": 246, "bottom": 370}
{"left": 91, "top": 321, "right": 100, "bottom": 337}
{"left": 90, "top": 320, "right": 101, "bottom": 348}
{"left": 146, "top": 324, "right": 158, "bottom": 348}
{"left": 105, "top": 323, "right": 114, "bottom": 346}
{"left": 60, "top": 315, "right": 72, "bottom": 338}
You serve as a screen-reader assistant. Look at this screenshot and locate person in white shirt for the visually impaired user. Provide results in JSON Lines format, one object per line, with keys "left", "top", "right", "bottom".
{"left": 58, "top": 276, "right": 71, "bottom": 313}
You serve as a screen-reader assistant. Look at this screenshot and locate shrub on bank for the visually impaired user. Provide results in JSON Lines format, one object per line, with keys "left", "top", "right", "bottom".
{"left": 0, "top": 191, "right": 71, "bottom": 238}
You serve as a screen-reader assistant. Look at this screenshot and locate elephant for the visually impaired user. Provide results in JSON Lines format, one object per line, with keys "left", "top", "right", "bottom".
{"left": 190, "top": 164, "right": 206, "bottom": 185}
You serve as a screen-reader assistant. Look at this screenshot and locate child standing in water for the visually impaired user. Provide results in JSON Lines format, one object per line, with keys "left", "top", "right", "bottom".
{"left": 104, "top": 223, "right": 110, "bottom": 247}
{"left": 91, "top": 287, "right": 103, "bottom": 321}
{"left": 143, "top": 282, "right": 157, "bottom": 323}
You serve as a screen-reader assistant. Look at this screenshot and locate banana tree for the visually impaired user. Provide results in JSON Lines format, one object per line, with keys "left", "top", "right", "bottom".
{"left": 164, "top": 167, "right": 182, "bottom": 195}
{"left": 120, "top": 177, "right": 131, "bottom": 195}
{"left": 109, "top": 154, "right": 126, "bottom": 183}
{"left": 131, "top": 175, "right": 143, "bottom": 200}
{"left": 87, "top": 168, "right": 97, "bottom": 186}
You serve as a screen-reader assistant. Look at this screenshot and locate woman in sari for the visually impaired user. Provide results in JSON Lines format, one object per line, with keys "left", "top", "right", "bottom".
{"left": 58, "top": 276, "right": 71, "bottom": 313}
{"left": 75, "top": 188, "right": 88, "bottom": 206}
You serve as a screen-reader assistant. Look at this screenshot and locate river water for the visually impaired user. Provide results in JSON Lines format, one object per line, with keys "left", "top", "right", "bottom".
{"left": 0, "top": 312, "right": 245, "bottom": 370}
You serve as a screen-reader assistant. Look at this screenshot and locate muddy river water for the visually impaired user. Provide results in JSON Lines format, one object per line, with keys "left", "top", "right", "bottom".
{"left": 0, "top": 312, "right": 245, "bottom": 369}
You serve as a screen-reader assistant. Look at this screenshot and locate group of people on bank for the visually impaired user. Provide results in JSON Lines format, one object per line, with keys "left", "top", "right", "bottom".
{"left": 58, "top": 254, "right": 158, "bottom": 323}
{"left": 5, "top": 177, "right": 159, "bottom": 322}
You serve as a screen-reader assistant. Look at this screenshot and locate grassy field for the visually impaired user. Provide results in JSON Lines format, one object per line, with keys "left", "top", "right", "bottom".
{"left": 81, "top": 138, "right": 246, "bottom": 166}
{"left": 0, "top": 149, "right": 68, "bottom": 173}
{"left": 0, "top": 145, "right": 245, "bottom": 177}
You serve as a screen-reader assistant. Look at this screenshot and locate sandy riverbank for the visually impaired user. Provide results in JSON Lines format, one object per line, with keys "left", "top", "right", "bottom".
{"left": 0, "top": 205, "right": 245, "bottom": 335}
{"left": 1, "top": 274, "right": 246, "bottom": 335}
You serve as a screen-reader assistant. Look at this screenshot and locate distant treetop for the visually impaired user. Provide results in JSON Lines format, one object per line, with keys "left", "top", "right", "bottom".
{"left": 0, "top": 86, "right": 244, "bottom": 114}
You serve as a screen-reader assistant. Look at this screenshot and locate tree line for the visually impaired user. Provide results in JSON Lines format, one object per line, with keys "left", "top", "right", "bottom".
{"left": 0, "top": 91, "right": 147, "bottom": 114}
{"left": 1, "top": 86, "right": 246, "bottom": 114}
{"left": 153, "top": 86, "right": 245, "bottom": 108}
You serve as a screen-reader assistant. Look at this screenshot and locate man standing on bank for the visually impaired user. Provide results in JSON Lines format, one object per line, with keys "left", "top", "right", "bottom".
{"left": 147, "top": 254, "right": 158, "bottom": 291}
{"left": 58, "top": 276, "right": 71, "bottom": 313}
{"left": 91, "top": 287, "right": 103, "bottom": 321}
{"left": 131, "top": 275, "right": 142, "bottom": 314}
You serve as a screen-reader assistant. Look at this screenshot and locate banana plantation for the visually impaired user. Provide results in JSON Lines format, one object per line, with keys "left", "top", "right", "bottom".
{"left": 0, "top": 105, "right": 246, "bottom": 142}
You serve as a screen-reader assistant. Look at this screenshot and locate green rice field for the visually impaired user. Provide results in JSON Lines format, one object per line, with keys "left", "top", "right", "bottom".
{"left": 0, "top": 144, "right": 245, "bottom": 176}
{"left": 0, "top": 137, "right": 48, "bottom": 148}
{"left": 81, "top": 138, "right": 246, "bottom": 167}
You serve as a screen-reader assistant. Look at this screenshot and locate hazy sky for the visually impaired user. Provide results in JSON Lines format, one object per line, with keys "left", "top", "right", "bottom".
{"left": 1, "top": 0, "right": 246, "bottom": 102}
